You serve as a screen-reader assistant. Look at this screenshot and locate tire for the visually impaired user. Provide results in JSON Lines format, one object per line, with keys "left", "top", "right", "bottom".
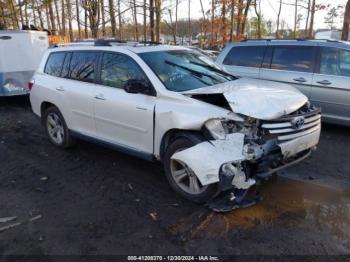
{"left": 43, "top": 106, "right": 74, "bottom": 148}
{"left": 163, "top": 136, "right": 218, "bottom": 203}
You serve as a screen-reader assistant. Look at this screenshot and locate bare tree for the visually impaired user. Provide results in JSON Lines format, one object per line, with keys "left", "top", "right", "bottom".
{"left": 293, "top": 0, "right": 298, "bottom": 38}
{"left": 155, "top": 0, "right": 161, "bottom": 42}
{"left": 76, "top": 0, "right": 81, "bottom": 38}
{"left": 149, "top": 0, "right": 155, "bottom": 41}
{"left": 342, "top": 0, "right": 350, "bottom": 40}
{"left": 230, "top": 0, "right": 235, "bottom": 41}
{"left": 66, "top": 0, "right": 74, "bottom": 40}
{"left": 132, "top": 0, "right": 139, "bottom": 41}
{"left": 82, "top": 0, "right": 101, "bottom": 38}
{"left": 254, "top": 0, "right": 261, "bottom": 38}
{"left": 308, "top": 0, "right": 315, "bottom": 38}
{"left": 108, "top": 0, "right": 116, "bottom": 37}
{"left": 143, "top": 0, "right": 147, "bottom": 41}
{"left": 276, "top": 0, "right": 282, "bottom": 38}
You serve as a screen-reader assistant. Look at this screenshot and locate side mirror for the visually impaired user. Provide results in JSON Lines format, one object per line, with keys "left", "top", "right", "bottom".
{"left": 123, "top": 79, "right": 155, "bottom": 96}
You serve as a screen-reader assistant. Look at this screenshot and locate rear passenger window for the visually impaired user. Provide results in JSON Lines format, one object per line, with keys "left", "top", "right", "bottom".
{"left": 320, "top": 47, "right": 350, "bottom": 77}
{"left": 223, "top": 46, "right": 266, "bottom": 68}
{"left": 271, "top": 46, "right": 314, "bottom": 73}
{"left": 61, "top": 52, "right": 72, "bottom": 78}
{"left": 44, "top": 52, "right": 66, "bottom": 77}
{"left": 69, "top": 52, "right": 99, "bottom": 83}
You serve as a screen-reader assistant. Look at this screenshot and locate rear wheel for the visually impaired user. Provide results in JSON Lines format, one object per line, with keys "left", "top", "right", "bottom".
{"left": 163, "top": 136, "right": 218, "bottom": 203}
{"left": 43, "top": 106, "right": 74, "bottom": 148}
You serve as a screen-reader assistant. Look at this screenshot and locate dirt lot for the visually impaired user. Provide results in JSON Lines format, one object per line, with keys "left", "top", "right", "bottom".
{"left": 0, "top": 96, "right": 350, "bottom": 257}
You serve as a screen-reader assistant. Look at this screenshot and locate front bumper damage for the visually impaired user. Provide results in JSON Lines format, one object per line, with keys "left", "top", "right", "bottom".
{"left": 171, "top": 109, "right": 321, "bottom": 212}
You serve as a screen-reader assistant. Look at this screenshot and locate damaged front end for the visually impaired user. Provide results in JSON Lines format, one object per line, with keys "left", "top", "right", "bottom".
{"left": 171, "top": 103, "right": 321, "bottom": 212}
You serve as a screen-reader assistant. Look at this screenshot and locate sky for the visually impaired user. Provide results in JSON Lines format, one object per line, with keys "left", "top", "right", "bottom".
{"left": 173, "top": 0, "right": 346, "bottom": 31}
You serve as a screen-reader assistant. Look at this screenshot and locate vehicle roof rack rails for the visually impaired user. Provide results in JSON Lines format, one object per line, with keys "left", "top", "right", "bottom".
{"left": 240, "top": 38, "right": 309, "bottom": 42}
{"left": 94, "top": 38, "right": 127, "bottom": 46}
{"left": 138, "top": 41, "right": 162, "bottom": 46}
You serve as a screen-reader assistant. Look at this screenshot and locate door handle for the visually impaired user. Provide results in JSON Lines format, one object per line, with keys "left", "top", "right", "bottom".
{"left": 293, "top": 77, "right": 307, "bottom": 83}
{"left": 56, "top": 86, "right": 65, "bottom": 91}
{"left": 94, "top": 94, "right": 106, "bottom": 100}
{"left": 316, "top": 80, "right": 332, "bottom": 86}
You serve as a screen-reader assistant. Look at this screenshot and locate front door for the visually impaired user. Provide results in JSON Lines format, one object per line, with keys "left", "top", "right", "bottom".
{"left": 94, "top": 52, "right": 156, "bottom": 154}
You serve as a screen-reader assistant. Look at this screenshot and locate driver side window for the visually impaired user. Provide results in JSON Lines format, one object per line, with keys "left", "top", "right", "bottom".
{"left": 100, "top": 52, "right": 148, "bottom": 89}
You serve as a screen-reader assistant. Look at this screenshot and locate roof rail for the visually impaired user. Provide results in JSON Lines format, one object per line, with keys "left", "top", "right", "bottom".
{"left": 240, "top": 38, "right": 311, "bottom": 42}
{"left": 94, "top": 38, "right": 127, "bottom": 46}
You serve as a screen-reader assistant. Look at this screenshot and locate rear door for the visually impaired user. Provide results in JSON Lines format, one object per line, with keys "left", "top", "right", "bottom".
{"left": 219, "top": 44, "right": 267, "bottom": 78}
{"left": 311, "top": 46, "right": 350, "bottom": 123}
{"left": 93, "top": 51, "right": 156, "bottom": 155}
{"left": 56, "top": 51, "right": 99, "bottom": 137}
{"left": 260, "top": 43, "right": 316, "bottom": 97}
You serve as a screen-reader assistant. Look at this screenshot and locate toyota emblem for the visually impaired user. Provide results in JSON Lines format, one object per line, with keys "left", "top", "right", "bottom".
{"left": 291, "top": 116, "right": 305, "bottom": 129}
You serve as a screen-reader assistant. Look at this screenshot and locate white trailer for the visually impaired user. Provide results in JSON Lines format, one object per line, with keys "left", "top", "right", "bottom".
{"left": 0, "top": 30, "right": 48, "bottom": 96}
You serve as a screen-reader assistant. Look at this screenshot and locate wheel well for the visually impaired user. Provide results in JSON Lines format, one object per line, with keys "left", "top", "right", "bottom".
{"left": 40, "top": 102, "right": 55, "bottom": 122}
{"left": 159, "top": 129, "right": 205, "bottom": 162}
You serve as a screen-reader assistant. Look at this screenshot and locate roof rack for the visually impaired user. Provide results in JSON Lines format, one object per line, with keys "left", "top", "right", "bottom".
{"left": 240, "top": 38, "right": 310, "bottom": 42}
{"left": 48, "top": 38, "right": 164, "bottom": 49}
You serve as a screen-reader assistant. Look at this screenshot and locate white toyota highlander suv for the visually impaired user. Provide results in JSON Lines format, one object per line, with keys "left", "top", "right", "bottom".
{"left": 29, "top": 41, "right": 321, "bottom": 210}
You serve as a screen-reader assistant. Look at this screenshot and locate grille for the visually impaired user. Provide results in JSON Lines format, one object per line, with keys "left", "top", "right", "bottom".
{"left": 261, "top": 106, "right": 321, "bottom": 142}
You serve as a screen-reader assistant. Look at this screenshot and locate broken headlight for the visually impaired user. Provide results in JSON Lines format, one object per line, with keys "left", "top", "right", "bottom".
{"left": 204, "top": 118, "right": 242, "bottom": 140}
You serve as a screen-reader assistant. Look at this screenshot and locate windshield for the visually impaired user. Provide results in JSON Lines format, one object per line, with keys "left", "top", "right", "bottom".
{"left": 139, "top": 50, "right": 236, "bottom": 92}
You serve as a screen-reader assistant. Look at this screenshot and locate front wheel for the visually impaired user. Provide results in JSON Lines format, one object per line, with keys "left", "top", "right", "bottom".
{"left": 163, "top": 137, "right": 218, "bottom": 203}
{"left": 43, "top": 106, "right": 74, "bottom": 148}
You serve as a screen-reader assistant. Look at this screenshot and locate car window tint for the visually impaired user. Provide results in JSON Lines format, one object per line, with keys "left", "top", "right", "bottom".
{"left": 44, "top": 52, "right": 66, "bottom": 77}
{"left": 223, "top": 46, "right": 266, "bottom": 68}
{"left": 271, "top": 46, "right": 314, "bottom": 72}
{"left": 320, "top": 47, "right": 350, "bottom": 77}
{"left": 69, "top": 52, "right": 99, "bottom": 82}
{"left": 100, "top": 52, "right": 148, "bottom": 89}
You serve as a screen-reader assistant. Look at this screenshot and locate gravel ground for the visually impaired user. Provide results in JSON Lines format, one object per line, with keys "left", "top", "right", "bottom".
{"left": 0, "top": 96, "right": 349, "bottom": 257}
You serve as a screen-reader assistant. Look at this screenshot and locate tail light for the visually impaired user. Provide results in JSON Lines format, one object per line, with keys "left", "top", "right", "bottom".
{"left": 28, "top": 80, "right": 34, "bottom": 91}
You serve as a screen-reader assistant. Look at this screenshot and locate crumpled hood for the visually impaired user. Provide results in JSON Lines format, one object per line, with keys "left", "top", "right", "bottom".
{"left": 183, "top": 78, "right": 308, "bottom": 120}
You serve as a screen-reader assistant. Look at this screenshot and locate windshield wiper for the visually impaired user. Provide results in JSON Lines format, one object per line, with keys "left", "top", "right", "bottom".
{"left": 189, "top": 61, "right": 236, "bottom": 80}
{"left": 165, "top": 60, "right": 220, "bottom": 82}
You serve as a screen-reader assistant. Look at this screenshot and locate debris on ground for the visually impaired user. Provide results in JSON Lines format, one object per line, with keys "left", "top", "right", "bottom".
{"left": 0, "top": 222, "right": 22, "bottom": 233}
{"left": 149, "top": 212, "right": 157, "bottom": 221}
{"left": 29, "top": 215, "right": 42, "bottom": 222}
{"left": 0, "top": 216, "right": 17, "bottom": 223}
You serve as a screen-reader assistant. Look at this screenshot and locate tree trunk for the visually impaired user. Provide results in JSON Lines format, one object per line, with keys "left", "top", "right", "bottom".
{"left": 54, "top": 0, "right": 61, "bottom": 33}
{"left": 0, "top": 4, "right": 8, "bottom": 29}
{"left": 84, "top": 7, "right": 88, "bottom": 38}
{"left": 308, "top": 0, "right": 315, "bottom": 38}
{"left": 175, "top": 0, "right": 178, "bottom": 44}
{"left": 24, "top": 1, "right": 29, "bottom": 26}
{"left": 155, "top": 0, "right": 161, "bottom": 42}
{"left": 222, "top": 0, "right": 226, "bottom": 45}
{"left": 236, "top": 0, "right": 243, "bottom": 36}
{"left": 133, "top": 0, "right": 139, "bottom": 41}
{"left": 61, "top": 0, "right": 66, "bottom": 35}
{"left": 276, "top": 0, "right": 282, "bottom": 38}
{"left": 211, "top": 0, "right": 215, "bottom": 47}
{"left": 18, "top": 0, "right": 24, "bottom": 27}
{"left": 76, "top": 0, "right": 81, "bottom": 39}
{"left": 9, "top": 0, "right": 19, "bottom": 29}
{"left": 342, "top": 0, "right": 350, "bottom": 40}
{"left": 150, "top": 0, "right": 155, "bottom": 41}
{"left": 188, "top": 0, "right": 191, "bottom": 45}
{"left": 101, "top": 0, "right": 106, "bottom": 36}
{"left": 36, "top": 1, "right": 45, "bottom": 29}
{"left": 240, "top": 0, "right": 252, "bottom": 35}
{"left": 49, "top": 1, "right": 57, "bottom": 34}
{"left": 304, "top": 0, "right": 311, "bottom": 38}
{"left": 108, "top": 0, "right": 116, "bottom": 37}
{"left": 230, "top": 0, "right": 235, "bottom": 42}
{"left": 45, "top": 3, "right": 51, "bottom": 30}
{"left": 32, "top": 0, "right": 37, "bottom": 27}
{"left": 118, "top": 0, "right": 122, "bottom": 39}
{"left": 143, "top": 0, "right": 147, "bottom": 41}
{"left": 66, "top": 0, "right": 73, "bottom": 40}
{"left": 293, "top": 0, "right": 297, "bottom": 38}
{"left": 254, "top": 0, "right": 261, "bottom": 38}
